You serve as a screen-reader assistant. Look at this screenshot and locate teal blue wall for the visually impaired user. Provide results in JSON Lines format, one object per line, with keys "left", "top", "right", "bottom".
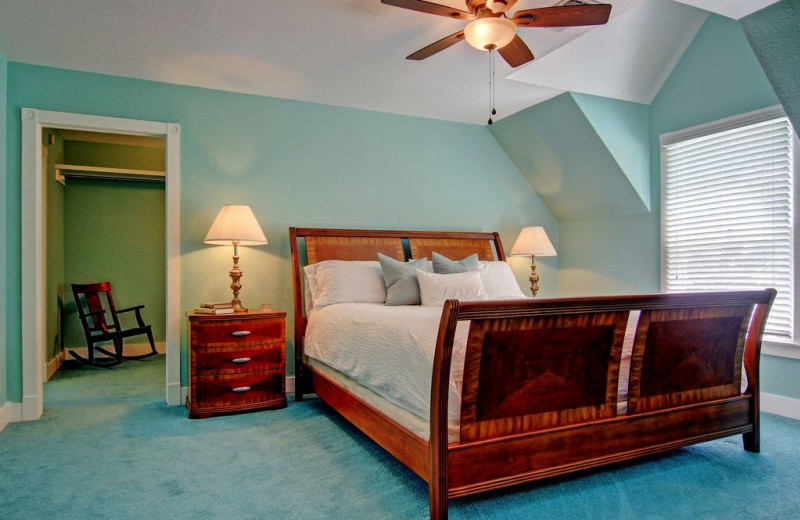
{"left": 741, "top": 0, "right": 800, "bottom": 134}
{"left": 489, "top": 93, "right": 648, "bottom": 223}
{"left": 0, "top": 51, "right": 7, "bottom": 406}
{"left": 4, "top": 63, "right": 556, "bottom": 398}
{"left": 571, "top": 93, "right": 651, "bottom": 210}
{"left": 761, "top": 355, "right": 800, "bottom": 399}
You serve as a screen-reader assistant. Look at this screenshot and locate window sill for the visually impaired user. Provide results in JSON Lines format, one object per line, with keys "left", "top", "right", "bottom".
{"left": 762, "top": 339, "right": 800, "bottom": 360}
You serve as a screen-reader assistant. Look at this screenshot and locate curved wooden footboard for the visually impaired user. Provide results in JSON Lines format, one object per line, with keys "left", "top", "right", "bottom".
{"left": 428, "top": 290, "right": 775, "bottom": 520}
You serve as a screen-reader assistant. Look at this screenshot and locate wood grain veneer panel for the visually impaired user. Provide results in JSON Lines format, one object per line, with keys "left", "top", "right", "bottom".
{"left": 448, "top": 397, "right": 752, "bottom": 493}
{"left": 459, "top": 311, "right": 629, "bottom": 441}
{"left": 628, "top": 305, "right": 752, "bottom": 414}
{"left": 409, "top": 238, "right": 496, "bottom": 261}
{"left": 305, "top": 236, "right": 404, "bottom": 263}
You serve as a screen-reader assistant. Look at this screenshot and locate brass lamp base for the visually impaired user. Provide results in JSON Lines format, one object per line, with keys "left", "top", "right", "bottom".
{"left": 529, "top": 255, "right": 539, "bottom": 297}
{"left": 228, "top": 241, "right": 247, "bottom": 312}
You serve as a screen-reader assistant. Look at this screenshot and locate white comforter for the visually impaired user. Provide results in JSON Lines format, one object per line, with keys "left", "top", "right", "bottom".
{"left": 304, "top": 303, "right": 470, "bottom": 424}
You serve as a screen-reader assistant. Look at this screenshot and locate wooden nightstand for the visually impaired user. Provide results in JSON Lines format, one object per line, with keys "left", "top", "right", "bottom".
{"left": 187, "top": 310, "right": 287, "bottom": 418}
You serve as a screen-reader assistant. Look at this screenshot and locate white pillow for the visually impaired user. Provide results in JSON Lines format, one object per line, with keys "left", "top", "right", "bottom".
{"left": 308, "top": 261, "right": 386, "bottom": 308}
{"left": 302, "top": 265, "right": 318, "bottom": 313}
{"left": 478, "top": 261, "right": 528, "bottom": 299}
{"left": 415, "top": 269, "right": 488, "bottom": 307}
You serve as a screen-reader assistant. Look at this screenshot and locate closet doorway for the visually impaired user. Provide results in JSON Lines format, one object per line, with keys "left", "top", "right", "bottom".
{"left": 43, "top": 129, "right": 166, "bottom": 378}
{"left": 20, "top": 109, "right": 181, "bottom": 421}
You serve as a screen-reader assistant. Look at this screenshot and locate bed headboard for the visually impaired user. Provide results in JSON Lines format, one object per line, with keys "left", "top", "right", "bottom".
{"left": 289, "top": 227, "right": 506, "bottom": 393}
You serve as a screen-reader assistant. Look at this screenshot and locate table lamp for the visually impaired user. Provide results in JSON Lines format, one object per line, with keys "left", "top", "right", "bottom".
{"left": 510, "top": 226, "right": 556, "bottom": 297}
{"left": 204, "top": 205, "right": 267, "bottom": 312}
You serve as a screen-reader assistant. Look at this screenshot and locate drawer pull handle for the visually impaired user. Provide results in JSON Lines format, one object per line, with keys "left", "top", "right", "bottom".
{"left": 231, "top": 330, "right": 251, "bottom": 337}
{"left": 232, "top": 386, "right": 251, "bottom": 393}
{"left": 232, "top": 357, "right": 251, "bottom": 364}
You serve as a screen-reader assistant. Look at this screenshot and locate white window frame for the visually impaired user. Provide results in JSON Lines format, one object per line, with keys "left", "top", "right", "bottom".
{"left": 660, "top": 105, "right": 800, "bottom": 359}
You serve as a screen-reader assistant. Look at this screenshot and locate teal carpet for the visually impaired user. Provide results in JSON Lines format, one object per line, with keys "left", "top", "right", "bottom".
{"left": 1, "top": 356, "right": 799, "bottom": 519}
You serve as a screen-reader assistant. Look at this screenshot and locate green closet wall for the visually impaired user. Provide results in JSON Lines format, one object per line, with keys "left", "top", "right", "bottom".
{"left": 62, "top": 178, "right": 166, "bottom": 351}
{"left": 43, "top": 130, "right": 65, "bottom": 362}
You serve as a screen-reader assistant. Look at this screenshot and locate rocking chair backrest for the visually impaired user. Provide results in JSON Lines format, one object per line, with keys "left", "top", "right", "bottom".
{"left": 72, "top": 282, "right": 121, "bottom": 336}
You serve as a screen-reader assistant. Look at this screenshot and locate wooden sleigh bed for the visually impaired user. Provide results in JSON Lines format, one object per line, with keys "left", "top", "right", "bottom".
{"left": 289, "top": 227, "right": 775, "bottom": 520}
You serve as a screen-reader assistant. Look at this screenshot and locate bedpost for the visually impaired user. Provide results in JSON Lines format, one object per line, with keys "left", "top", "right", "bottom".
{"left": 289, "top": 227, "right": 307, "bottom": 400}
{"left": 429, "top": 299, "right": 461, "bottom": 520}
{"left": 742, "top": 288, "right": 776, "bottom": 453}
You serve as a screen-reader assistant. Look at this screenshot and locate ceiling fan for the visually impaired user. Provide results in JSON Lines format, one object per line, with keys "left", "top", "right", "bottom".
{"left": 382, "top": 0, "right": 613, "bottom": 67}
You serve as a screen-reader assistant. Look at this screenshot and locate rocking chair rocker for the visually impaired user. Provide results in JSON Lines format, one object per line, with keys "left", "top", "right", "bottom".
{"left": 70, "top": 282, "right": 158, "bottom": 367}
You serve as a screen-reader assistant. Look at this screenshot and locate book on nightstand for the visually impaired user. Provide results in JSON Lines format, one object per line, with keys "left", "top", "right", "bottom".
{"left": 198, "top": 302, "right": 234, "bottom": 309}
{"left": 193, "top": 306, "right": 235, "bottom": 315}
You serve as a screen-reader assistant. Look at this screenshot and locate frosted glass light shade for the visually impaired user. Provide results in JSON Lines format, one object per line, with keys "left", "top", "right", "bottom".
{"left": 510, "top": 226, "right": 556, "bottom": 257}
{"left": 464, "top": 17, "right": 516, "bottom": 51}
{"left": 204, "top": 205, "right": 268, "bottom": 246}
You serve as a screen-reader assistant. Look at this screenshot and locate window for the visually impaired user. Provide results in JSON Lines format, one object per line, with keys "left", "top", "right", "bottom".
{"left": 661, "top": 106, "right": 796, "bottom": 340}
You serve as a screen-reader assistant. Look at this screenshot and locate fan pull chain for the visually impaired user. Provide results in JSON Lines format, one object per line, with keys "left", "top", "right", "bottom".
{"left": 488, "top": 49, "right": 496, "bottom": 125}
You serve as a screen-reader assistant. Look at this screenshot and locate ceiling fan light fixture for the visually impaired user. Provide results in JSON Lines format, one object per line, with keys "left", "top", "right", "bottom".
{"left": 464, "top": 17, "right": 516, "bottom": 51}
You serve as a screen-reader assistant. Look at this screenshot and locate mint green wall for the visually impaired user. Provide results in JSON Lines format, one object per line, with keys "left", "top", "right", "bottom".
{"left": 63, "top": 178, "right": 166, "bottom": 350}
{"left": 64, "top": 141, "right": 164, "bottom": 172}
{"left": 44, "top": 130, "right": 65, "bottom": 362}
{"left": 1, "top": 50, "right": 7, "bottom": 405}
{"left": 761, "top": 355, "right": 800, "bottom": 399}
{"left": 4, "top": 63, "right": 555, "bottom": 397}
{"left": 571, "top": 93, "right": 651, "bottom": 210}
{"left": 489, "top": 93, "right": 648, "bottom": 222}
{"left": 741, "top": 0, "right": 800, "bottom": 134}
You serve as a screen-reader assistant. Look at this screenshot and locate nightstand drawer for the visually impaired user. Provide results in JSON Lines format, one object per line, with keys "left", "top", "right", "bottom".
{"left": 191, "top": 316, "right": 284, "bottom": 347}
{"left": 193, "top": 344, "right": 284, "bottom": 375}
{"left": 193, "top": 371, "right": 284, "bottom": 409}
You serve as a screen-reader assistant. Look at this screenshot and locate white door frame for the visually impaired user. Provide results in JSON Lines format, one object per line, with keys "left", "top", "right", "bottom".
{"left": 20, "top": 108, "right": 182, "bottom": 420}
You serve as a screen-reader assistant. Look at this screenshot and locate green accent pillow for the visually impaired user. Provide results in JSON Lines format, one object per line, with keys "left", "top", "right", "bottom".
{"left": 378, "top": 254, "right": 429, "bottom": 305}
{"left": 432, "top": 251, "right": 479, "bottom": 274}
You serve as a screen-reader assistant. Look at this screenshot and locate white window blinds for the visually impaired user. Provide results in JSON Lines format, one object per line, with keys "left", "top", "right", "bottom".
{"left": 662, "top": 110, "right": 795, "bottom": 339}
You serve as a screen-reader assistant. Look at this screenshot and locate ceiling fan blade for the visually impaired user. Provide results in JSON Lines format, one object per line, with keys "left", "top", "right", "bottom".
{"left": 498, "top": 35, "right": 534, "bottom": 67}
{"left": 407, "top": 31, "right": 466, "bottom": 60}
{"left": 513, "top": 3, "right": 612, "bottom": 28}
{"left": 381, "top": 0, "right": 473, "bottom": 20}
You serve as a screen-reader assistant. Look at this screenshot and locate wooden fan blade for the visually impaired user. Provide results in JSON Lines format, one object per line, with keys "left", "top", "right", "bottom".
{"left": 498, "top": 35, "right": 534, "bottom": 67}
{"left": 381, "top": 0, "right": 473, "bottom": 20}
{"left": 513, "top": 4, "right": 612, "bottom": 28}
{"left": 407, "top": 31, "right": 466, "bottom": 60}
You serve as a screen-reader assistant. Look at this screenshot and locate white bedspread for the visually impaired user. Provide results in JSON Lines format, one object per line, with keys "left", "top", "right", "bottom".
{"left": 304, "top": 303, "right": 470, "bottom": 424}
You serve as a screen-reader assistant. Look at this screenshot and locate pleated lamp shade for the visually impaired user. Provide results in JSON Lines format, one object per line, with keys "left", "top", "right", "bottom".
{"left": 204, "top": 205, "right": 267, "bottom": 246}
{"left": 510, "top": 226, "right": 556, "bottom": 257}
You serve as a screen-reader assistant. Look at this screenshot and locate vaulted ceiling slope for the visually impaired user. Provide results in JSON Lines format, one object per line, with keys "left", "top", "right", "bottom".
{"left": 0, "top": 0, "right": 782, "bottom": 125}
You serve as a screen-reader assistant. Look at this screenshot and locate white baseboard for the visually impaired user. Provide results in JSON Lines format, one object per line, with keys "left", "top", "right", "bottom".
{"left": 63, "top": 342, "right": 166, "bottom": 362}
{"left": 761, "top": 392, "right": 800, "bottom": 420}
{"left": 0, "top": 402, "right": 23, "bottom": 433}
{"left": 179, "top": 385, "right": 187, "bottom": 407}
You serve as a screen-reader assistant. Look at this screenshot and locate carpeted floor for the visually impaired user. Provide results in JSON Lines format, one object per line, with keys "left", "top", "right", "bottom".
{"left": 1, "top": 356, "right": 799, "bottom": 519}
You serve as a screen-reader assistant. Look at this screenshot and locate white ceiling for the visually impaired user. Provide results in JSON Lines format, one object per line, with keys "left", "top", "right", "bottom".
{"left": 0, "top": 0, "right": 780, "bottom": 125}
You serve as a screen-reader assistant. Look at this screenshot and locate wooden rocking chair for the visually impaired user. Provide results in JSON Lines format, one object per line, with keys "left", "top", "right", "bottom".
{"left": 70, "top": 282, "right": 158, "bottom": 367}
